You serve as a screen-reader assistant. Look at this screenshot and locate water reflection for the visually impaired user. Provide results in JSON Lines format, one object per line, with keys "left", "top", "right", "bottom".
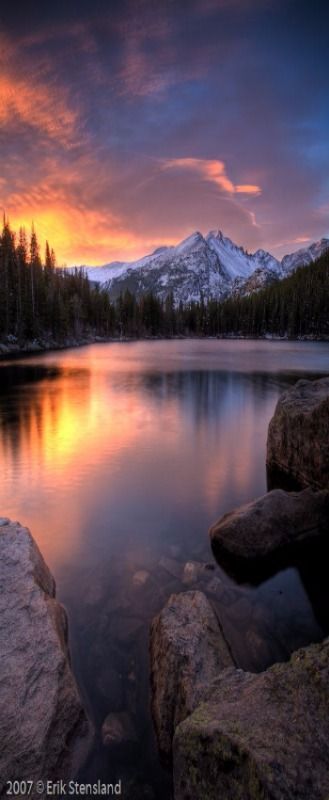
{"left": 0, "top": 340, "right": 328, "bottom": 796}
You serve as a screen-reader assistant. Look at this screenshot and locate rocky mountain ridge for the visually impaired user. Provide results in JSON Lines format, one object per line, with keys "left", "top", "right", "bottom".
{"left": 73, "top": 230, "right": 329, "bottom": 305}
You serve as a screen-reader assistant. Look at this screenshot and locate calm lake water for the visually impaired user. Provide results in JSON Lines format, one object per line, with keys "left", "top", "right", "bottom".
{"left": 1, "top": 340, "right": 329, "bottom": 798}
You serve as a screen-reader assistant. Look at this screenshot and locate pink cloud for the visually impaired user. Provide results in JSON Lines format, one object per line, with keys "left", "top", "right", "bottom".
{"left": 162, "top": 158, "right": 261, "bottom": 196}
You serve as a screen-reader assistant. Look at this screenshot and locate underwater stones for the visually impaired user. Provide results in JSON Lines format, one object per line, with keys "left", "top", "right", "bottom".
{"left": 182, "top": 560, "right": 215, "bottom": 585}
{"left": 158, "top": 556, "right": 183, "bottom": 580}
{"left": 101, "top": 711, "right": 137, "bottom": 750}
{"left": 132, "top": 569, "right": 151, "bottom": 587}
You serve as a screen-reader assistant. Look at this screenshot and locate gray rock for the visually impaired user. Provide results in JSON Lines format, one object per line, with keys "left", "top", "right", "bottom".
{"left": 101, "top": 711, "right": 137, "bottom": 749}
{"left": 150, "top": 590, "right": 234, "bottom": 760}
{"left": 174, "top": 638, "right": 329, "bottom": 800}
{"left": 0, "top": 520, "right": 91, "bottom": 794}
{"left": 267, "top": 377, "right": 329, "bottom": 489}
{"left": 210, "top": 487, "right": 329, "bottom": 566}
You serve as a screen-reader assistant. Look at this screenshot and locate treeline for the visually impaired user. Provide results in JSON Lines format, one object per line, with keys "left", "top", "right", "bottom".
{"left": 114, "top": 252, "right": 329, "bottom": 339}
{"left": 0, "top": 221, "right": 114, "bottom": 342}
{"left": 205, "top": 252, "right": 329, "bottom": 339}
{"left": 1, "top": 221, "right": 328, "bottom": 345}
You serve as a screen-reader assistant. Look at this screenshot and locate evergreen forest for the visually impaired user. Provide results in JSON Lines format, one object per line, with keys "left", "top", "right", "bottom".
{"left": 0, "top": 221, "right": 328, "bottom": 347}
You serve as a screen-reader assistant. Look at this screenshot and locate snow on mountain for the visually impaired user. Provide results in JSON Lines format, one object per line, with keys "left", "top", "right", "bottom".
{"left": 71, "top": 231, "right": 329, "bottom": 304}
{"left": 281, "top": 238, "right": 329, "bottom": 275}
{"left": 72, "top": 262, "right": 126, "bottom": 284}
{"left": 99, "top": 231, "right": 233, "bottom": 304}
{"left": 206, "top": 231, "right": 281, "bottom": 281}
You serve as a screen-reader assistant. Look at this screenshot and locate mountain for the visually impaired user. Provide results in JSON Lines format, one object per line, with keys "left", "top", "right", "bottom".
{"left": 72, "top": 231, "right": 329, "bottom": 305}
{"left": 281, "top": 238, "right": 329, "bottom": 275}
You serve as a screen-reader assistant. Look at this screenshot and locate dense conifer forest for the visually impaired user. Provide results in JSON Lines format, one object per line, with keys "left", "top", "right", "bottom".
{"left": 0, "top": 221, "right": 328, "bottom": 349}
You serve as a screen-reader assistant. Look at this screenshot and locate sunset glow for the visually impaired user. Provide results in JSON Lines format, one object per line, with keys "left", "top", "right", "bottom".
{"left": 1, "top": 1, "right": 328, "bottom": 265}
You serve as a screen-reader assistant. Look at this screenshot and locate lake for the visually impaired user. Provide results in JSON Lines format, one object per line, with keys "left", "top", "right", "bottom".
{"left": 1, "top": 339, "right": 329, "bottom": 798}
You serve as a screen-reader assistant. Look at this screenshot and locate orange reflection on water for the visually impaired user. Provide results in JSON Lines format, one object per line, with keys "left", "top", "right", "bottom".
{"left": 0, "top": 360, "right": 184, "bottom": 570}
{"left": 0, "top": 342, "right": 287, "bottom": 581}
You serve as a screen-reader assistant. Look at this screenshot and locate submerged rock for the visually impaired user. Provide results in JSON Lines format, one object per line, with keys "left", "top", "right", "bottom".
{"left": 158, "top": 556, "right": 183, "bottom": 580}
{"left": 150, "top": 590, "right": 234, "bottom": 760}
{"left": 182, "top": 560, "right": 215, "bottom": 585}
{"left": 267, "top": 376, "right": 329, "bottom": 489}
{"left": 174, "top": 638, "right": 329, "bottom": 800}
{"left": 132, "top": 569, "right": 151, "bottom": 587}
{"left": 210, "top": 487, "right": 329, "bottom": 569}
{"left": 101, "top": 711, "right": 137, "bottom": 750}
{"left": 0, "top": 519, "right": 91, "bottom": 793}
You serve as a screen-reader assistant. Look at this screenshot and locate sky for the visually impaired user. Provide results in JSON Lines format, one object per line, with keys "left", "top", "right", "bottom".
{"left": 0, "top": 0, "right": 328, "bottom": 266}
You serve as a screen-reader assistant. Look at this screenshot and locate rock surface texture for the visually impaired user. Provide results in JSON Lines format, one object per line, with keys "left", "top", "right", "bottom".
{"left": 0, "top": 519, "right": 90, "bottom": 796}
{"left": 267, "top": 377, "right": 329, "bottom": 489}
{"left": 209, "top": 487, "right": 329, "bottom": 566}
{"left": 174, "top": 638, "right": 329, "bottom": 800}
{"left": 150, "top": 590, "right": 234, "bottom": 760}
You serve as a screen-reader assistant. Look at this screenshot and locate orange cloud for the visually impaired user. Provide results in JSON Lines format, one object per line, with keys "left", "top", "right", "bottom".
{"left": 162, "top": 158, "right": 261, "bottom": 196}
{"left": 235, "top": 184, "right": 261, "bottom": 195}
{"left": 0, "top": 74, "right": 78, "bottom": 145}
{"left": 4, "top": 188, "right": 173, "bottom": 266}
{"left": 291, "top": 236, "right": 311, "bottom": 244}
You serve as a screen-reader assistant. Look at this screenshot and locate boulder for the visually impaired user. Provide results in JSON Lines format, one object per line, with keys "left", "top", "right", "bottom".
{"left": 174, "top": 637, "right": 329, "bottom": 800}
{"left": 150, "top": 590, "right": 234, "bottom": 761}
{"left": 209, "top": 487, "right": 329, "bottom": 569}
{"left": 0, "top": 519, "right": 91, "bottom": 793}
{"left": 267, "top": 377, "right": 329, "bottom": 489}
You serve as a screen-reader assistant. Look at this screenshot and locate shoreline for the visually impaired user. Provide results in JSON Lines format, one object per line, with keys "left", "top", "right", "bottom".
{"left": 1, "top": 332, "right": 328, "bottom": 362}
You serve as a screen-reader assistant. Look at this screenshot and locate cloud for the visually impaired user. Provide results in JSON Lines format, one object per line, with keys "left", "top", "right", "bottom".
{"left": 2, "top": 164, "right": 176, "bottom": 265}
{"left": 0, "top": 30, "right": 81, "bottom": 148}
{"left": 0, "top": 75, "right": 78, "bottom": 145}
{"left": 162, "top": 158, "right": 261, "bottom": 196}
{"left": 291, "top": 235, "right": 312, "bottom": 244}
{"left": 1, "top": 3, "right": 328, "bottom": 266}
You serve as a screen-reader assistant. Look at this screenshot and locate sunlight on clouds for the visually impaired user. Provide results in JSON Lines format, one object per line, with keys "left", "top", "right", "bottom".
{"left": 6, "top": 196, "right": 173, "bottom": 265}
{"left": 162, "top": 158, "right": 261, "bottom": 196}
{"left": 0, "top": 75, "right": 78, "bottom": 145}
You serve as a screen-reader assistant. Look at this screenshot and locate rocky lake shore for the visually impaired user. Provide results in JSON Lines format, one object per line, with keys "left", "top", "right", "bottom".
{"left": 1, "top": 374, "right": 328, "bottom": 799}
{"left": 150, "top": 376, "right": 329, "bottom": 799}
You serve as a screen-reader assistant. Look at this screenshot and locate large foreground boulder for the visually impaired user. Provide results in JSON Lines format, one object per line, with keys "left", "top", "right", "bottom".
{"left": 209, "top": 487, "right": 329, "bottom": 570}
{"left": 150, "top": 591, "right": 234, "bottom": 761}
{"left": 0, "top": 519, "right": 91, "bottom": 794}
{"left": 267, "top": 376, "right": 329, "bottom": 489}
{"left": 174, "top": 637, "right": 329, "bottom": 800}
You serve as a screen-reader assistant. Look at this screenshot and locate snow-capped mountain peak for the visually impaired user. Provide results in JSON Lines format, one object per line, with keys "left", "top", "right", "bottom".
{"left": 71, "top": 230, "right": 329, "bottom": 305}
{"left": 281, "top": 238, "right": 329, "bottom": 275}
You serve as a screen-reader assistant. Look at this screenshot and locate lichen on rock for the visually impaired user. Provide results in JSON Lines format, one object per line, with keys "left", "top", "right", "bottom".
{"left": 173, "top": 638, "right": 329, "bottom": 800}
